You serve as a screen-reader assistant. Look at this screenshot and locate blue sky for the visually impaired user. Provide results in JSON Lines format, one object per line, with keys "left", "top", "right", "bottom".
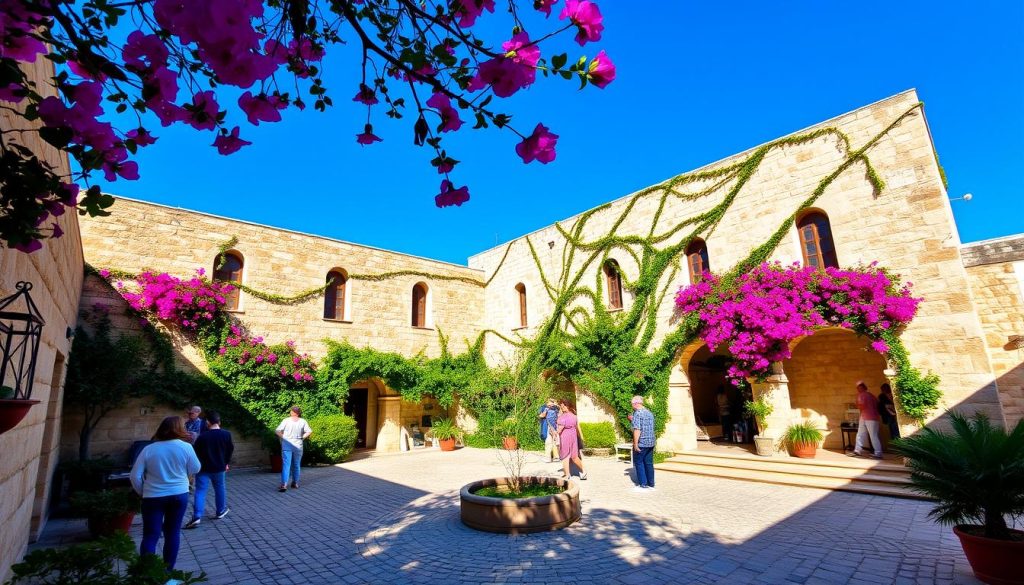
{"left": 108, "top": 1, "right": 1023, "bottom": 265}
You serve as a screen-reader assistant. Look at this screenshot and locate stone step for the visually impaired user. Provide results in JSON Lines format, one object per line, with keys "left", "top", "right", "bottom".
{"left": 667, "top": 453, "right": 912, "bottom": 482}
{"left": 679, "top": 448, "right": 910, "bottom": 473}
{"left": 655, "top": 461, "right": 926, "bottom": 500}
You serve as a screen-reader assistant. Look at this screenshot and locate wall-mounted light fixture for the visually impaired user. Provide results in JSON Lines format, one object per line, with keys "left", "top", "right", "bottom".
{"left": 950, "top": 193, "right": 973, "bottom": 202}
{"left": 0, "top": 282, "right": 45, "bottom": 434}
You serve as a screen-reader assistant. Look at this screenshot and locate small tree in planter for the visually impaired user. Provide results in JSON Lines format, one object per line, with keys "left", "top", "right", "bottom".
{"left": 893, "top": 412, "right": 1024, "bottom": 585}
{"left": 784, "top": 421, "right": 824, "bottom": 458}
{"left": 744, "top": 398, "right": 775, "bottom": 456}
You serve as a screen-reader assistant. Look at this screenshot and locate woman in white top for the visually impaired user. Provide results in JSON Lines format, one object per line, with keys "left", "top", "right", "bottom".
{"left": 131, "top": 416, "right": 201, "bottom": 570}
{"left": 276, "top": 406, "right": 312, "bottom": 492}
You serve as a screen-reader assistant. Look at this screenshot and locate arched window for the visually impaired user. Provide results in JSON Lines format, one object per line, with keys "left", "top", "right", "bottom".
{"left": 604, "top": 260, "right": 623, "bottom": 310}
{"left": 324, "top": 270, "right": 347, "bottom": 320}
{"left": 515, "top": 283, "right": 527, "bottom": 328}
{"left": 686, "top": 238, "right": 710, "bottom": 283}
{"left": 213, "top": 251, "right": 243, "bottom": 311}
{"left": 797, "top": 211, "right": 839, "bottom": 269}
{"left": 411, "top": 282, "right": 428, "bottom": 328}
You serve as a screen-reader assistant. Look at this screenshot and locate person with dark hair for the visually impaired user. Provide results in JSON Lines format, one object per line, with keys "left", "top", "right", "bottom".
{"left": 185, "top": 411, "right": 234, "bottom": 529}
{"left": 715, "top": 386, "right": 732, "bottom": 443}
{"left": 130, "top": 416, "right": 201, "bottom": 573}
{"left": 276, "top": 406, "right": 312, "bottom": 492}
{"left": 878, "top": 383, "right": 900, "bottom": 440}
{"left": 849, "top": 381, "right": 883, "bottom": 459}
{"left": 555, "top": 400, "right": 587, "bottom": 480}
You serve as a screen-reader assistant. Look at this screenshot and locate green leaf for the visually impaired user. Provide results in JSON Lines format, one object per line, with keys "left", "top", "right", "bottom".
{"left": 551, "top": 53, "right": 568, "bottom": 70}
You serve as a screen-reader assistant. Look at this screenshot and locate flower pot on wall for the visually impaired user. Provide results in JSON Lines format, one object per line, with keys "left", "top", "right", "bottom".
{"left": 954, "top": 525, "right": 1024, "bottom": 585}
{"left": 0, "top": 399, "right": 40, "bottom": 434}
{"left": 440, "top": 438, "right": 456, "bottom": 451}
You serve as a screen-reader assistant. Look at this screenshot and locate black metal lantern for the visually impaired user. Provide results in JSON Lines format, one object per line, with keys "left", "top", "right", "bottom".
{"left": 0, "top": 282, "right": 45, "bottom": 401}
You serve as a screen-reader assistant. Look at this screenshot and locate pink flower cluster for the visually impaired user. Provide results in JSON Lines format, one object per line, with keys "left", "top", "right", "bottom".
{"left": 219, "top": 324, "right": 316, "bottom": 383}
{"left": 675, "top": 262, "right": 921, "bottom": 382}
{"left": 114, "top": 269, "right": 233, "bottom": 330}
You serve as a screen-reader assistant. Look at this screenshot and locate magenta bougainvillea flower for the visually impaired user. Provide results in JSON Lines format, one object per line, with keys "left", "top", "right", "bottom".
{"left": 185, "top": 90, "right": 221, "bottom": 131}
{"left": 559, "top": 0, "right": 604, "bottom": 45}
{"left": 352, "top": 83, "right": 379, "bottom": 106}
{"left": 356, "top": 124, "right": 382, "bottom": 145}
{"left": 455, "top": 0, "right": 496, "bottom": 27}
{"left": 588, "top": 50, "right": 616, "bottom": 88}
{"left": 213, "top": 126, "right": 252, "bottom": 155}
{"left": 675, "top": 262, "right": 921, "bottom": 382}
{"left": 435, "top": 180, "right": 470, "bottom": 208}
{"left": 238, "top": 91, "right": 284, "bottom": 125}
{"left": 126, "top": 128, "right": 158, "bottom": 146}
{"left": 534, "top": 0, "right": 558, "bottom": 16}
{"left": 112, "top": 269, "right": 234, "bottom": 330}
{"left": 516, "top": 123, "right": 559, "bottom": 164}
{"left": 426, "top": 93, "right": 463, "bottom": 133}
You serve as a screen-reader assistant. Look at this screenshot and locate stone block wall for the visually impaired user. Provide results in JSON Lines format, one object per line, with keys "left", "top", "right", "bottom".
{"left": 963, "top": 235, "right": 1024, "bottom": 427}
{"left": 0, "top": 60, "right": 83, "bottom": 581}
{"left": 469, "top": 89, "right": 1006, "bottom": 449}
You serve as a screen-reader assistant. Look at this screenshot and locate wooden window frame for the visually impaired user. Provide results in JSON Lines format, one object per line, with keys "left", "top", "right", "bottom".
{"left": 324, "top": 271, "right": 347, "bottom": 321}
{"left": 604, "top": 261, "right": 623, "bottom": 310}
{"left": 411, "top": 283, "right": 428, "bottom": 328}
{"left": 515, "top": 283, "right": 528, "bottom": 328}
{"left": 213, "top": 252, "right": 243, "bottom": 311}
{"left": 797, "top": 212, "right": 839, "bottom": 269}
{"left": 686, "top": 239, "right": 710, "bottom": 284}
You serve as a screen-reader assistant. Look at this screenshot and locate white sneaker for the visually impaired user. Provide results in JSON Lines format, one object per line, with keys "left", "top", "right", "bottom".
{"left": 645, "top": 486, "right": 657, "bottom": 492}
{"left": 632, "top": 486, "right": 647, "bottom": 493}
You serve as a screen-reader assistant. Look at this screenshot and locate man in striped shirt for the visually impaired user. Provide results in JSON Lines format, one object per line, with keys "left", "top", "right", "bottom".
{"left": 631, "top": 395, "right": 656, "bottom": 492}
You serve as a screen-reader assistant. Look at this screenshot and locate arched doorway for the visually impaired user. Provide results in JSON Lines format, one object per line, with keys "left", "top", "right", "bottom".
{"left": 784, "top": 329, "right": 889, "bottom": 451}
{"left": 686, "top": 344, "right": 748, "bottom": 443}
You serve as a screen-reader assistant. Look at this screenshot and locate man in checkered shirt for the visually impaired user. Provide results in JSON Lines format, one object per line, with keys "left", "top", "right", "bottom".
{"left": 630, "top": 395, "right": 656, "bottom": 492}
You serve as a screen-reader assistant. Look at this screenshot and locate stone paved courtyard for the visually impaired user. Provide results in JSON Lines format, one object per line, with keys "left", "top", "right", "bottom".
{"left": 38, "top": 447, "right": 983, "bottom": 584}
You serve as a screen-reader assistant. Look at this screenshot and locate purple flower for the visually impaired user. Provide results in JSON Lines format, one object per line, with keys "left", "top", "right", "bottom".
{"left": 435, "top": 180, "right": 470, "bottom": 208}
{"left": 588, "top": 50, "right": 616, "bottom": 88}
{"left": 213, "top": 126, "right": 252, "bottom": 155}
{"left": 352, "top": 83, "right": 379, "bottom": 106}
{"left": 356, "top": 124, "right": 382, "bottom": 145}
{"left": 559, "top": 0, "right": 604, "bottom": 45}
{"left": 515, "top": 123, "right": 558, "bottom": 164}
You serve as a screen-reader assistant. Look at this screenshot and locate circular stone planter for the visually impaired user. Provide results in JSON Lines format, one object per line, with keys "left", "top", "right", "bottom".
{"left": 460, "top": 477, "right": 580, "bottom": 534}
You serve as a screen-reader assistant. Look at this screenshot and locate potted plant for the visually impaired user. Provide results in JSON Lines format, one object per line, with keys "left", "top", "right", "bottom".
{"left": 744, "top": 398, "right": 775, "bottom": 456}
{"left": 498, "top": 417, "right": 519, "bottom": 450}
{"left": 71, "top": 489, "right": 141, "bottom": 538}
{"left": 784, "top": 421, "right": 824, "bottom": 458}
{"left": 263, "top": 431, "right": 283, "bottom": 473}
{"left": 431, "top": 418, "right": 462, "bottom": 451}
{"left": 893, "top": 412, "right": 1024, "bottom": 585}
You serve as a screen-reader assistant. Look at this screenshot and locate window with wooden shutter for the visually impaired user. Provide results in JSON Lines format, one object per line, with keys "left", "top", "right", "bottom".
{"left": 604, "top": 260, "right": 623, "bottom": 310}
{"left": 797, "top": 211, "right": 839, "bottom": 269}
{"left": 686, "top": 239, "right": 710, "bottom": 283}
{"left": 412, "top": 283, "right": 427, "bottom": 327}
{"left": 324, "top": 270, "right": 347, "bottom": 320}
{"left": 213, "top": 252, "right": 243, "bottom": 311}
{"left": 515, "top": 283, "right": 527, "bottom": 327}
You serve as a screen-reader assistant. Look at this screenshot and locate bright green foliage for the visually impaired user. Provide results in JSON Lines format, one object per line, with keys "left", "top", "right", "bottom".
{"left": 430, "top": 418, "right": 463, "bottom": 441}
{"left": 473, "top": 484, "right": 564, "bottom": 498}
{"left": 783, "top": 421, "right": 824, "bottom": 446}
{"left": 893, "top": 412, "right": 1024, "bottom": 540}
{"left": 744, "top": 399, "right": 773, "bottom": 433}
{"left": 579, "top": 422, "right": 617, "bottom": 449}
{"left": 881, "top": 329, "right": 941, "bottom": 421}
{"left": 306, "top": 414, "right": 359, "bottom": 464}
{"left": 6, "top": 533, "right": 205, "bottom": 584}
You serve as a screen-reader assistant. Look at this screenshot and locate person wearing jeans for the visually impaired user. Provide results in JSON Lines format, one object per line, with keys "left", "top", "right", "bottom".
{"left": 186, "top": 410, "right": 234, "bottom": 528}
{"left": 850, "top": 381, "right": 884, "bottom": 459}
{"left": 276, "top": 406, "right": 312, "bottom": 492}
{"left": 630, "top": 395, "right": 657, "bottom": 492}
{"left": 131, "top": 416, "right": 201, "bottom": 572}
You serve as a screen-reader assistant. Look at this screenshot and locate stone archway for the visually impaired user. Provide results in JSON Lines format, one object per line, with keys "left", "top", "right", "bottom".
{"left": 784, "top": 329, "right": 889, "bottom": 450}
{"left": 687, "top": 344, "right": 740, "bottom": 441}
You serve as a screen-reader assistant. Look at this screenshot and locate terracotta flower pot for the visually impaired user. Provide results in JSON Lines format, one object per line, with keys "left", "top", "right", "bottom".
{"left": 792, "top": 441, "right": 817, "bottom": 458}
{"left": 502, "top": 436, "right": 519, "bottom": 450}
{"left": 954, "top": 525, "right": 1024, "bottom": 585}
{"left": 270, "top": 454, "right": 283, "bottom": 473}
{"left": 87, "top": 512, "right": 136, "bottom": 538}
{"left": 0, "top": 399, "right": 40, "bottom": 434}
{"left": 439, "top": 438, "right": 456, "bottom": 451}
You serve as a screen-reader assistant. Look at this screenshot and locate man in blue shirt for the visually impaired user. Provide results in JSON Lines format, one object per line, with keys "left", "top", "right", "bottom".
{"left": 537, "top": 398, "right": 560, "bottom": 462}
{"left": 630, "top": 395, "right": 656, "bottom": 492}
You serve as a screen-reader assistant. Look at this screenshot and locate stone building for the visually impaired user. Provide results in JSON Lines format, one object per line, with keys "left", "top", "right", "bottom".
{"left": 4, "top": 87, "right": 1022, "bottom": 579}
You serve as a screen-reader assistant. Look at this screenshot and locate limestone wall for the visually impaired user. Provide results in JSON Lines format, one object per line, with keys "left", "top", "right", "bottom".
{"left": 963, "top": 236, "right": 1024, "bottom": 427}
{"left": 0, "top": 60, "right": 84, "bottom": 581}
{"left": 79, "top": 197, "right": 486, "bottom": 361}
{"left": 469, "top": 89, "right": 1005, "bottom": 448}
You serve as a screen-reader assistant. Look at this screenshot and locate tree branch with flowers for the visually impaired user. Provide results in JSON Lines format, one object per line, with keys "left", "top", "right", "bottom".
{"left": 0, "top": 0, "right": 616, "bottom": 251}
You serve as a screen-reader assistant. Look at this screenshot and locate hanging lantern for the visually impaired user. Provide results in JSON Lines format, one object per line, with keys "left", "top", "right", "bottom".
{"left": 0, "top": 282, "right": 45, "bottom": 434}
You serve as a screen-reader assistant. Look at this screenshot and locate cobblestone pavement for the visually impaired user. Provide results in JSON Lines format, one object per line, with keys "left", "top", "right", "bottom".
{"left": 39, "top": 447, "right": 982, "bottom": 584}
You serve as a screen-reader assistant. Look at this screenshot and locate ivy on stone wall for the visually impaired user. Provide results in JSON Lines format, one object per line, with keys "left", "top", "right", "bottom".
{"left": 87, "top": 101, "right": 942, "bottom": 444}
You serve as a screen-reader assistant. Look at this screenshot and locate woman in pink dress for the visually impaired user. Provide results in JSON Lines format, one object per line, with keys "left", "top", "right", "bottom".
{"left": 556, "top": 400, "right": 587, "bottom": 480}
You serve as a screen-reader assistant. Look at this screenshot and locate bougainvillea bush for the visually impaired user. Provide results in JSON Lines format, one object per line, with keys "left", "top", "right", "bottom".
{"left": 675, "top": 262, "right": 921, "bottom": 382}
{"left": 1, "top": 0, "right": 617, "bottom": 251}
{"left": 114, "top": 268, "right": 233, "bottom": 330}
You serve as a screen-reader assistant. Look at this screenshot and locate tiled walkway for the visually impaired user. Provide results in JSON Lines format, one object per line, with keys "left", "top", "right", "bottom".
{"left": 37, "top": 447, "right": 981, "bottom": 584}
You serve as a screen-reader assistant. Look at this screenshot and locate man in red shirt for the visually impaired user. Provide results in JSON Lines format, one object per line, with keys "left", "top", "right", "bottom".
{"left": 849, "top": 381, "right": 883, "bottom": 459}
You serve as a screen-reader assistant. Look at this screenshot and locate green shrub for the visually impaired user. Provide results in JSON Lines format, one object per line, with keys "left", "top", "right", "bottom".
{"left": 430, "top": 418, "right": 462, "bottom": 441}
{"left": 579, "top": 422, "right": 617, "bottom": 449}
{"left": 743, "top": 399, "right": 773, "bottom": 432}
{"left": 306, "top": 414, "right": 358, "bottom": 464}
{"left": 653, "top": 451, "right": 674, "bottom": 464}
{"left": 783, "top": 421, "right": 824, "bottom": 446}
{"left": 71, "top": 489, "right": 141, "bottom": 518}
